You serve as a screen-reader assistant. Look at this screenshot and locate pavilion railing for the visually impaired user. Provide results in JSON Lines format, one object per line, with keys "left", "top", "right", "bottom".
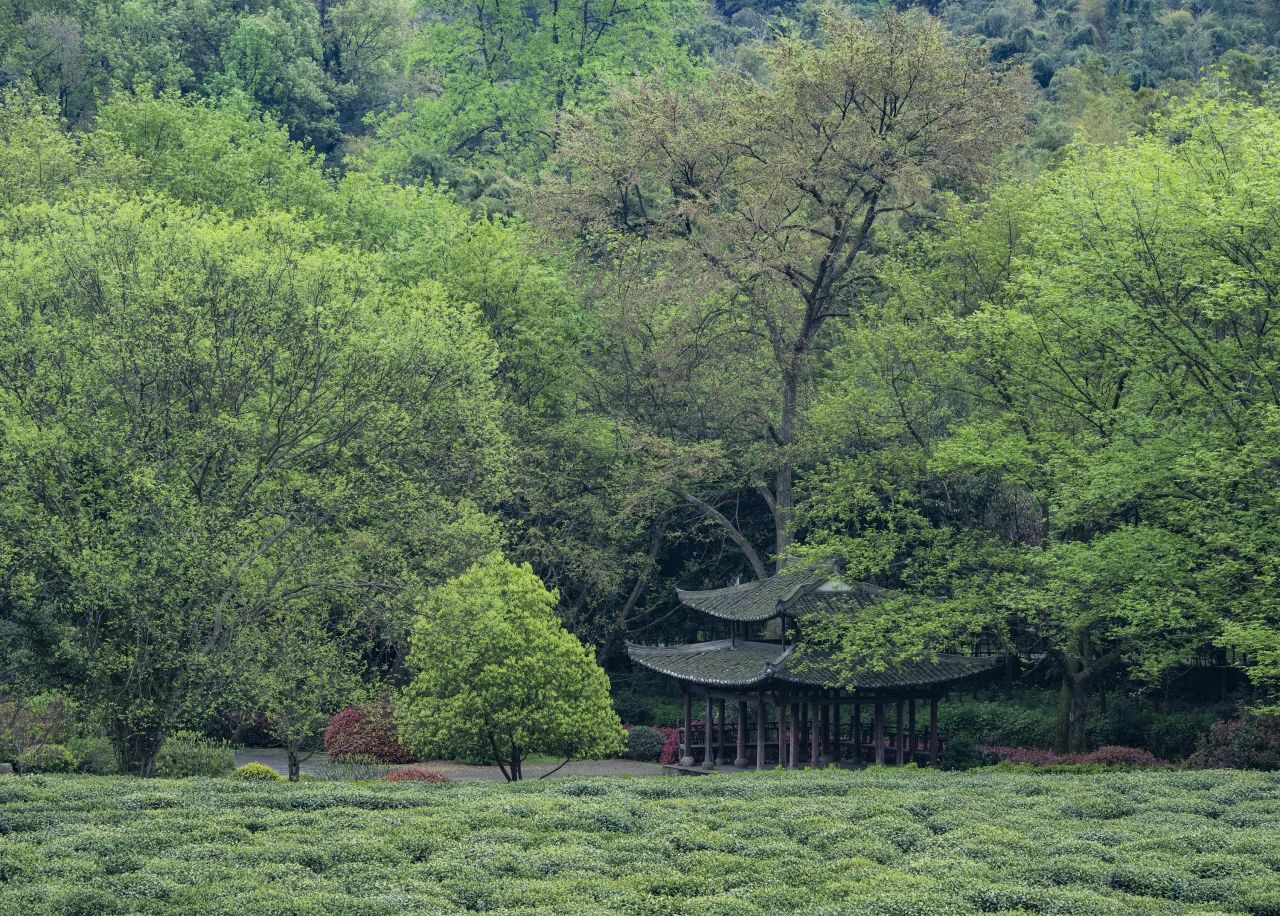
{"left": 676, "top": 722, "right": 947, "bottom": 768}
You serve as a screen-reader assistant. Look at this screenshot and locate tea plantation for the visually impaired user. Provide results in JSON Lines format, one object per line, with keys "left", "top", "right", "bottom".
{"left": 1, "top": 769, "right": 1278, "bottom": 915}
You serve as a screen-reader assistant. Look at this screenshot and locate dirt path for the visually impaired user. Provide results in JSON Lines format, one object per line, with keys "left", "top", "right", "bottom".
{"left": 234, "top": 749, "right": 664, "bottom": 781}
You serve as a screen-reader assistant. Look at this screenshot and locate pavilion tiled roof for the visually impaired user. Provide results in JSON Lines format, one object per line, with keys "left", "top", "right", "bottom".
{"left": 625, "top": 639, "right": 1001, "bottom": 691}
{"left": 676, "top": 565, "right": 891, "bottom": 622}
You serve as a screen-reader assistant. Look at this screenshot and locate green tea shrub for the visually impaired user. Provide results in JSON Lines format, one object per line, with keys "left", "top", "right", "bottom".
{"left": 1, "top": 769, "right": 1279, "bottom": 914}
{"left": 153, "top": 732, "right": 235, "bottom": 777}
{"left": 232, "top": 762, "right": 282, "bottom": 781}
{"left": 622, "top": 725, "right": 667, "bottom": 761}
{"left": 67, "top": 737, "right": 119, "bottom": 775}
{"left": 16, "top": 743, "right": 75, "bottom": 773}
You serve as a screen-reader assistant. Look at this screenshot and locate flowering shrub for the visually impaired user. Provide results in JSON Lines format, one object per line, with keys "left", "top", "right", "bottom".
{"left": 323, "top": 701, "right": 412, "bottom": 763}
{"left": 384, "top": 767, "right": 449, "bottom": 783}
{"left": 1186, "top": 707, "right": 1280, "bottom": 770}
{"left": 981, "top": 745, "right": 1168, "bottom": 767}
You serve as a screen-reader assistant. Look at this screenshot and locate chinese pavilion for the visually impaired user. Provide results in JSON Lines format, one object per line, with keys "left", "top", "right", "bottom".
{"left": 626, "top": 566, "right": 1002, "bottom": 771}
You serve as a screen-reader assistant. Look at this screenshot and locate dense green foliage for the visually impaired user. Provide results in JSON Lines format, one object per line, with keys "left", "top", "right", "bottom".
{"left": 1, "top": 770, "right": 1279, "bottom": 913}
{"left": 1, "top": 0, "right": 1278, "bottom": 778}
{"left": 398, "top": 554, "right": 623, "bottom": 780}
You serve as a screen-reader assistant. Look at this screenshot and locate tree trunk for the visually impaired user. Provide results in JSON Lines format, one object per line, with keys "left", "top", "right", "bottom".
{"left": 773, "top": 368, "right": 799, "bottom": 568}
{"left": 1054, "top": 673, "right": 1090, "bottom": 755}
{"left": 1052, "top": 634, "right": 1123, "bottom": 754}
{"left": 288, "top": 750, "right": 301, "bottom": 782}
{"left": 111, "top": 724, "right": 165, "bottom": 778}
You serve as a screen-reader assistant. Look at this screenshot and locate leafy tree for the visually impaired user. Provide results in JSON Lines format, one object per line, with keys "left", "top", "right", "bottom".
{"left": 398, "top": 553, "right": 623, "bottom": 779}
{"left": 801, "top": 92, "right": 1280, "bottom": 750}
{"left": 0, "top": 125, "right": 508, "bottom": 772}
{"left": 231, "top": 605, "right": 359, "bottom": 781}
{"left": 540, "top": 7, "right": 1027, "bottom": 577}
{"left": 361, "top": 0, "right": 704, "bottom": 184}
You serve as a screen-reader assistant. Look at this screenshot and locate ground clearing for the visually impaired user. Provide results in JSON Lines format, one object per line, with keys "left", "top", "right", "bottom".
{"left": 0, "top": 769, "right": 1276, "bottom": 914}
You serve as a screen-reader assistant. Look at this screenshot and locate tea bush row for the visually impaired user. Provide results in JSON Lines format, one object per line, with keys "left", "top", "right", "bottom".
{"left": 0, "top": 769, "right": 1277, "bottom": 914}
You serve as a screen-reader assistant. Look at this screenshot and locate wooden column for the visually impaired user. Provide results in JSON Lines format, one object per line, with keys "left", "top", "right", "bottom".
{"left": 895, "top": 699, "right": 905, "bottom": 765}
{"left": 873, "top": 701, "right": 885, "bottom": 765}
{"left": 735, "top": 700, "right": 748, "bottom": 768}
{"left": 716, "top": 699, "right": 727, "bottom": 765}
{"left": 788, "top": 702, "right": 800, "bottom": 769}
{"left": 810, "top": 702, "right": 820, "bottom": 768}
{"left": 908, "top": 698, "right": 917, "bottom": 758}
{"left": 776, "top": 699, "right": 786, "bottom": 768}
{"left": 703, "top": 691, "right": 715, "bottom": 768}
{"left": 852, "top": 702, "right": 861, "bottom": 764}
{"left": 832, "top": 702, "right": 841, "bottom": 760}
{"left": 755, "top": 696, "right": 766, "bottom": 771}
{"left": 680, "top": 690, "right": 694, "bottom": 766}
{"left": 928, "top": 695, "right": 940, "bottom": 767}
{"left": 819, "top": 702, "right": 830, "bottom": 763}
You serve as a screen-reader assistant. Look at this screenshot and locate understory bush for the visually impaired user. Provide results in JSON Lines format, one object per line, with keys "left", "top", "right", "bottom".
{"left": 940, "top": 691, "right": 1219, "bottom": 760}
{"left": 152, "top": 732, "right": 235, "bottom": 778}
{"left": 659, "top": 728, "right": 680, "bottom": 764}
{"left": 232, "top": 762, "right": 282, "bottom": 781}
{"left": 611, "top": 690, "right": 684, "bottom": 727}
{"left": 622, "top": 725, "right": 669, "bottom": 761}
{"left": 384, "top": 767, "right": 449, "bottom": 783}
{"left": 323, "top": 701, "right": 412, "bottom": 763}
{"left": 982, "top": 745, "right": 1168, "bottom": 767}
{"left": 1187, "top": 707, "right": 1280, "bottom": 770}
{"left": 0, "top": 692, "right": 79, "bottom": 763}
{"left": 15, "top": 743, "right": 75, "bottom": 774}
{"left": 0, "top": 769, "right": 1277, "bottom": 914}
{"left": 65, "top": 737, "right": 119, "bottom": 775}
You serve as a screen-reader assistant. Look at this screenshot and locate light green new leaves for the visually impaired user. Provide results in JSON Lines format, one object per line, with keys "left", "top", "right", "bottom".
{"left": 398, "top": 553, "right": 623, "bottom": 776}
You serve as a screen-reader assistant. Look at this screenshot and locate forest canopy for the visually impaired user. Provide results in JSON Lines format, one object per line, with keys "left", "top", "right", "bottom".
{"left": 1, "top": 0, "right": 1279, "bottom": 771}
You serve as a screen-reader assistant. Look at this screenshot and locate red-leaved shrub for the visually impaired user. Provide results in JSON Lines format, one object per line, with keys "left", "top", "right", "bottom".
{"left": 981, "top": 745, "right": 1168, "bottom": 767}
{"left": 384, "top": 767, "right": 449, "bottom": 783}
{"left": 323, "top": 701, "right": 412, "bottom": 763}
{"left": 659, "top": 727, "right": 680, "bottom": 765}
{"left": 1186, "top": 707, "right": 1280, "bottom": 770}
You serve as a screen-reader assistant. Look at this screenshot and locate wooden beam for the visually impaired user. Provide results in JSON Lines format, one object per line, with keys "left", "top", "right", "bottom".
{"left": 852, "top": 702, "right": 861, "bottom": 764}
{"left": 810, "top": 702, "right": 820, "bottom": 768}
{"left": 789, "top": 702, "right": 800, "bottom": 770}
{"left": 681, "top": 690, "right": 694, "bottom": 766}
{"left": 703, "top": 692, "right": 715, "bottom": 769}
{"left": 716, "top": 698, "right": 727, "bottom": 765}
{"left": 755, "top": 696, "right": 766, "bottom": 771}
{"left": 929, "top": 695, "right": 940, "bottom": 767}
{"left": 874, "top": 701, "right": 885, "bottom": 765}
{"left": 735, "top": 700, "right": 748, "bottom": 768}
{"left": 896, "top": 699, "right": 905, "bottom": 765}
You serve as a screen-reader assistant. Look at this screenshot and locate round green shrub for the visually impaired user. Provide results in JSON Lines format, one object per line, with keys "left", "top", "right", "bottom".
{"left": 232, "top": 761, "right": 282, "bottom": 781}
{"left": 939, "top": 736, "right": 983, "bottom": 771}
{"left": 623, "top": 726, "right": 667, "bottom": 762}
{"left": 67, "top": 737, "right": 120, "bottom": 775}
{"left": 16, "top": 743, "right": 75, "bottom": 774}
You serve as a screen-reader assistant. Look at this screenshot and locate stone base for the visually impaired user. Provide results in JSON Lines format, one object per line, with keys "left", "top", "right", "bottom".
{"left": 678, "top": 756, "right": 695, "bottom": 767}
{"left": 0, "top": 762, "right": 12, "bottom": 776}
{"left": 733, "top": 757, "right": 748, "bottom": 768}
